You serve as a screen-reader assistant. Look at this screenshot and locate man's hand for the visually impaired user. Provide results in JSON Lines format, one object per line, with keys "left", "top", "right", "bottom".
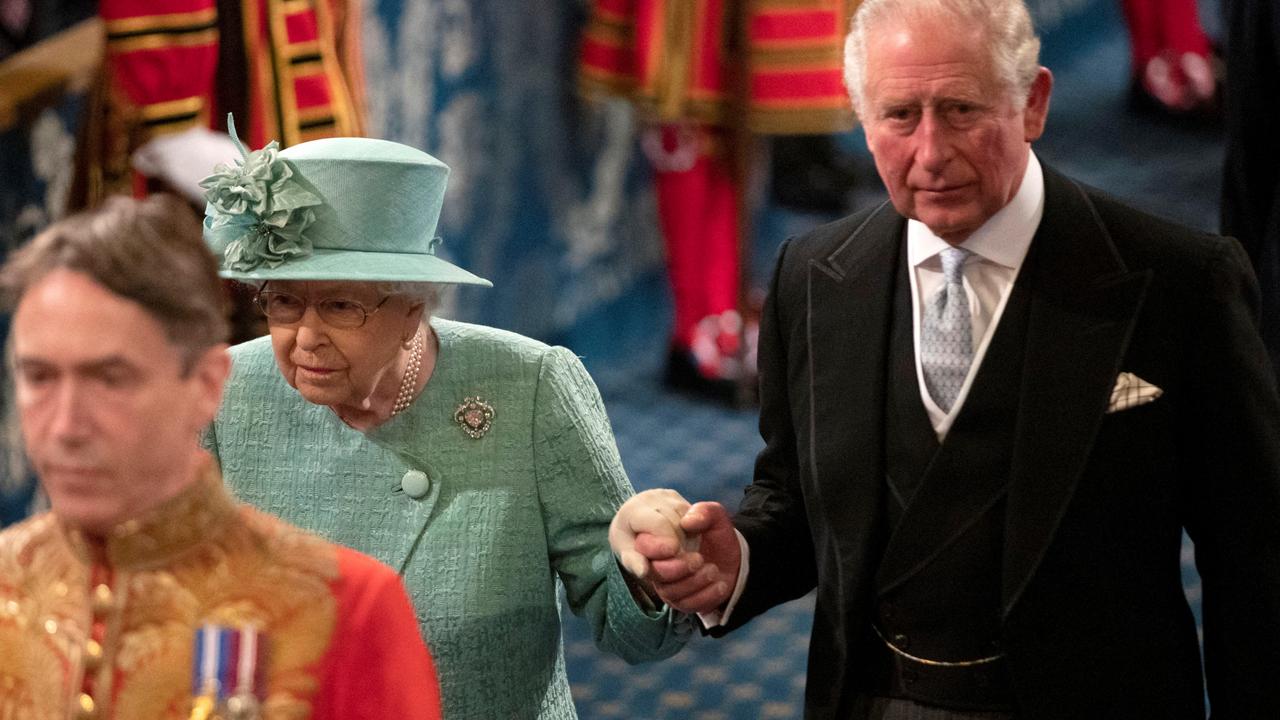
{"left": 638, "top": 501, "right": 741, "bottom": 615}
{"left": 610, "top": 491, "right": 742, "bottom": 614}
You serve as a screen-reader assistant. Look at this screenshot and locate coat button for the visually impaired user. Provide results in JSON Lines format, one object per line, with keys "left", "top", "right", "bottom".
{"left": 75, "top": 693, "right": 97, "bottom": 719}
{"left": 83, "top": 639, "right": 103, "bottom": 671}
{"left": 91, "top": 584, "right": 113, "bottom": 613}
{"left": 401, "top": 470, "right": 430, "bottom": 500}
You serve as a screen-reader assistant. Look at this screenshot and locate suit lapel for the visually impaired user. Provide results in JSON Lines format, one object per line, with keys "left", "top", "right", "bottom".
{"left": 806, "top": 202, "right": 903, "bottom": 551}
{"left": 1001, "top": 167, "right": 1153, "bottom": 616}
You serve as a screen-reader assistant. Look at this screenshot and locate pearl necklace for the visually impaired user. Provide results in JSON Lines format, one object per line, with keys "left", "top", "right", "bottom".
{"left": 391, "top": 328, "right": 423, "bottom": 417}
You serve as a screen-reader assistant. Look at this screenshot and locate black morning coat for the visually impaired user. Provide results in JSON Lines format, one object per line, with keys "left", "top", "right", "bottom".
{"left": 719, "top": 164, "right": 1280, "bottom": 719}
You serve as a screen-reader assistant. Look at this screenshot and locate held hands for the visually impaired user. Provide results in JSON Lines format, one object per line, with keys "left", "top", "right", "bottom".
{"left": 609, "top": 489, "right": 741, "bottom": 614}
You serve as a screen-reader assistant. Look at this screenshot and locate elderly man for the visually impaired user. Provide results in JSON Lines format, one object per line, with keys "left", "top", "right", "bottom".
{"left": 611, "top": 0, "right": 1280, "bottom": 717}
{"left": 0, "top": 194, "right": 441, "bottom": 719}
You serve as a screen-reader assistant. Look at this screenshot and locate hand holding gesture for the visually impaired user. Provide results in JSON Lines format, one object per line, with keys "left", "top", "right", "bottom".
{"left": 610, "top": 490, "right": 741, "bottom": 614}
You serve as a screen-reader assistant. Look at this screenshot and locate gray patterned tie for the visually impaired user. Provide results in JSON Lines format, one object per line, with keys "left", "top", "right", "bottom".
{"left": 921, "top": 246, "right": 973, "bottom": 412}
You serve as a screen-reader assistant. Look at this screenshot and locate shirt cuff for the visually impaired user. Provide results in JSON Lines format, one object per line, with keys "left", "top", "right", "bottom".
{"left": 697, "top": 529, "right": 750, "bottom": 628}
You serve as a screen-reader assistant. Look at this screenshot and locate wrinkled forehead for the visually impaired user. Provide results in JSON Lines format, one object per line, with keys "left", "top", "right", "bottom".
{"left": 863, "top": 15, "right": 1001, "bottom": 98}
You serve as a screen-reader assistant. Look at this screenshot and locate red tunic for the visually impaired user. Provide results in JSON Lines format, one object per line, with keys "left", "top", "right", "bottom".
{"left": 579, "top": 0, "right": 859, "bottom": 134}
{"left": 0, "top": 458, "right": 441, "bottom": 720}
{"left": 578, "top": 2, "right": 862, "bottom": 363}
{"left": 74, "top": 0, "right": 364, "bottom": 206}
{"left": 316, "top": 548, "right": 442, "bottom": 720}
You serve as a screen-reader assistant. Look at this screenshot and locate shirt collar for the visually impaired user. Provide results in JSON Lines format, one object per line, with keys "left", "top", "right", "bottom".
{"left": 907, "top": 151, "right": 1045, "bottom": 270}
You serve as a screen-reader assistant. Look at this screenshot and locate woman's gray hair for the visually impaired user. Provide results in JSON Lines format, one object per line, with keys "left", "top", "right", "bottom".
{"left": 843, "top": 0, "right": 1041, "bottom": 117}
{"left": 374, "top": 281, "right": 441, "bottom": 312}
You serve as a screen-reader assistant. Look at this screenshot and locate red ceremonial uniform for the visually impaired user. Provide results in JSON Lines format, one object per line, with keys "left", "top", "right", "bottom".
{"left": 580, "top": 1, "right": 858, "bottom": 383}
{"left": 0, "top": 457, "right": 441, "bottom": 720}
{"left": 75, "top": 0, "right": 364, "bottom": 206}
{"left": 1120, "top": 0, "right": 1217, "bottom": 113}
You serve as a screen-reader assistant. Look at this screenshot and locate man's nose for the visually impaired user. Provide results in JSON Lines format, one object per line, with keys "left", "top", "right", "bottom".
{"left": 48, "top": 381, "right": 92, "bottom": 442}
{"left": 915, "top": 110, "right": 955, "bottom": 172}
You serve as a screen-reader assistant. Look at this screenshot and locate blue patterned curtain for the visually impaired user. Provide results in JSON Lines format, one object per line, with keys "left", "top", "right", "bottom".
{"left": 1, "top": 0, "right": 95, "bottom": 524}
{"left": 362, "top": 0, "right": 666, "bottom": 356}
{"left": 0, "top": 98, "right": 83, "bottom": 525}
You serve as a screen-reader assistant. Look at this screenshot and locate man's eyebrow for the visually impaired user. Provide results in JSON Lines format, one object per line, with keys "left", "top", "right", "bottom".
{"left": 13, "top": 356, "right": 137, "bottom": 373}
{"left": 12, "top": 356, "right": 53, "bottom": 371}
{"left": 77, "top": 356, "right": 136, "bottom": 372}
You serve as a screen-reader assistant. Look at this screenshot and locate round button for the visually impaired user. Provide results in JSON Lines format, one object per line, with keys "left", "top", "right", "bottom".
{"left": 401, "top": 470, "right": 430, "bottom": 500}
{"left": 75, "top": 692, "right": 97, "bottom": 719}
{"left": 84, "top": 639, "right": 104, "bottom": 671}
{"left": 91, "top": 584, "right": 113, "bottom": 613}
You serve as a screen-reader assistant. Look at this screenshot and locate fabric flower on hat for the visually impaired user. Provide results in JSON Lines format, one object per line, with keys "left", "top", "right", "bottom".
{"left": 200, "top": 115, "right": 323, "bottom": 272}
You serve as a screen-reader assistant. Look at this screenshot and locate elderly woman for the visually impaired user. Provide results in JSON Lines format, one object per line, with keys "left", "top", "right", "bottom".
{"left": 201, "top": 124, "right": 690, "bottom": 720}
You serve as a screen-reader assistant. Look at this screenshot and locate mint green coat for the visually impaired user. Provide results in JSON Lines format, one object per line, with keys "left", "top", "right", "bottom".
{"left": 207, "top": 319, "right": 690, "bottom": 720}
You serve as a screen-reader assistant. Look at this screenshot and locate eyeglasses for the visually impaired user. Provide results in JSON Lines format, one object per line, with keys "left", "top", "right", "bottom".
{"left": 254, "top": 290, "right": 391, "bottom": 328}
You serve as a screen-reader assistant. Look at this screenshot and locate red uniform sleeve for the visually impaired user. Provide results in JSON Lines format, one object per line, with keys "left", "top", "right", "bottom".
{"left": 314, "top": 548, "right": 442, "bottom": 720}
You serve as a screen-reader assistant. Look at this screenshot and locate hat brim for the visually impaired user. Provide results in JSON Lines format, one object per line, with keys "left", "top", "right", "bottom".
{"left": 217, "top": 248, "right": 492, "bottom": 286}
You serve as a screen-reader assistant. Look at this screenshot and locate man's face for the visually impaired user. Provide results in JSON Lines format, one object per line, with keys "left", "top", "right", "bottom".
{"left": 11, "top": 269, "right": 228, "bottom": 535}
{"left": 860, "top": 15, "right": 1052, "bottom": 244}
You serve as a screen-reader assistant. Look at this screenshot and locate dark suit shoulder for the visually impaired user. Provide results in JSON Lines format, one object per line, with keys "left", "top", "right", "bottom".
{"left": 782, "top": 201, "right": 897, "bottom": 266}
{"left": 1067, "top": 180, "right": 1260, "bottom": 321}
{"left": 1079, "top": 182, "right": 1238, "bottom": 275}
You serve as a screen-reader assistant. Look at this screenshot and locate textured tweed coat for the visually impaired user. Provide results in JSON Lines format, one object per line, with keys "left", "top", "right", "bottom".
{"left": 207, "top": 319, "right": 691, "bottom": 720}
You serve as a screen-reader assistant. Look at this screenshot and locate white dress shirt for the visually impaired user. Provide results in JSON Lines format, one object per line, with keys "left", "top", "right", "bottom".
{"left": 706, "top": 152, "right": 1047, "bottom": 628}
{"left": 909, "top": 152, "right": 1045, "bottom": 439}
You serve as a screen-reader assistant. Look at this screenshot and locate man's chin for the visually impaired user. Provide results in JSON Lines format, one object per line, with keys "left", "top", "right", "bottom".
{"left": 50, "top": 500, "right": 125, "bottom": 536}
{"left": 915, "top": 211, "right": 980, "bottom": 243}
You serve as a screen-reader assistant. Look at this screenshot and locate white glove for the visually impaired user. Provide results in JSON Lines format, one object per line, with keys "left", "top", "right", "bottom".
{"left": 131, "top": 127, "right": 241, "bottom": 204}
{"left": 609, "top": 488, "right": 700, "bottom": 579}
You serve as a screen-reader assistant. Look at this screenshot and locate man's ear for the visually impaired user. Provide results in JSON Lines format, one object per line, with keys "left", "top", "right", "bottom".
{"left": 1023, "top": 67, "right": 1053, "bottom": 142}
{"left": 188, "top": 344, "right": 231, "bottom": 429}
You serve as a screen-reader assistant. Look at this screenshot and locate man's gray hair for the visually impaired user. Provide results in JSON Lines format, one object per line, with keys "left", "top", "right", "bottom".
{"left": 843, "top": 0, "right": 1041, "bottom": 117}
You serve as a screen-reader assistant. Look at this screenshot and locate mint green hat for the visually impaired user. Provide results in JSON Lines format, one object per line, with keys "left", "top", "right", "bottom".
{"left": 200, "top": 115, "right": 491, "bottom": 286}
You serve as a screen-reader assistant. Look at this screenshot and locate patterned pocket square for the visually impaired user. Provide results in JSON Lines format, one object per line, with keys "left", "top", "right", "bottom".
{"left": 1107, "top": 372, "right": 1163, "bottom": 413}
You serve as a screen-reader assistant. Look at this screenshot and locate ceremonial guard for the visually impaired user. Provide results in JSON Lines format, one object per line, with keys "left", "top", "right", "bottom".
{"left": 579, "top": 0, "right": 860, "bottom": 397}
{"left": 73, "top": 0, "right": 364, "bottom": 205}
